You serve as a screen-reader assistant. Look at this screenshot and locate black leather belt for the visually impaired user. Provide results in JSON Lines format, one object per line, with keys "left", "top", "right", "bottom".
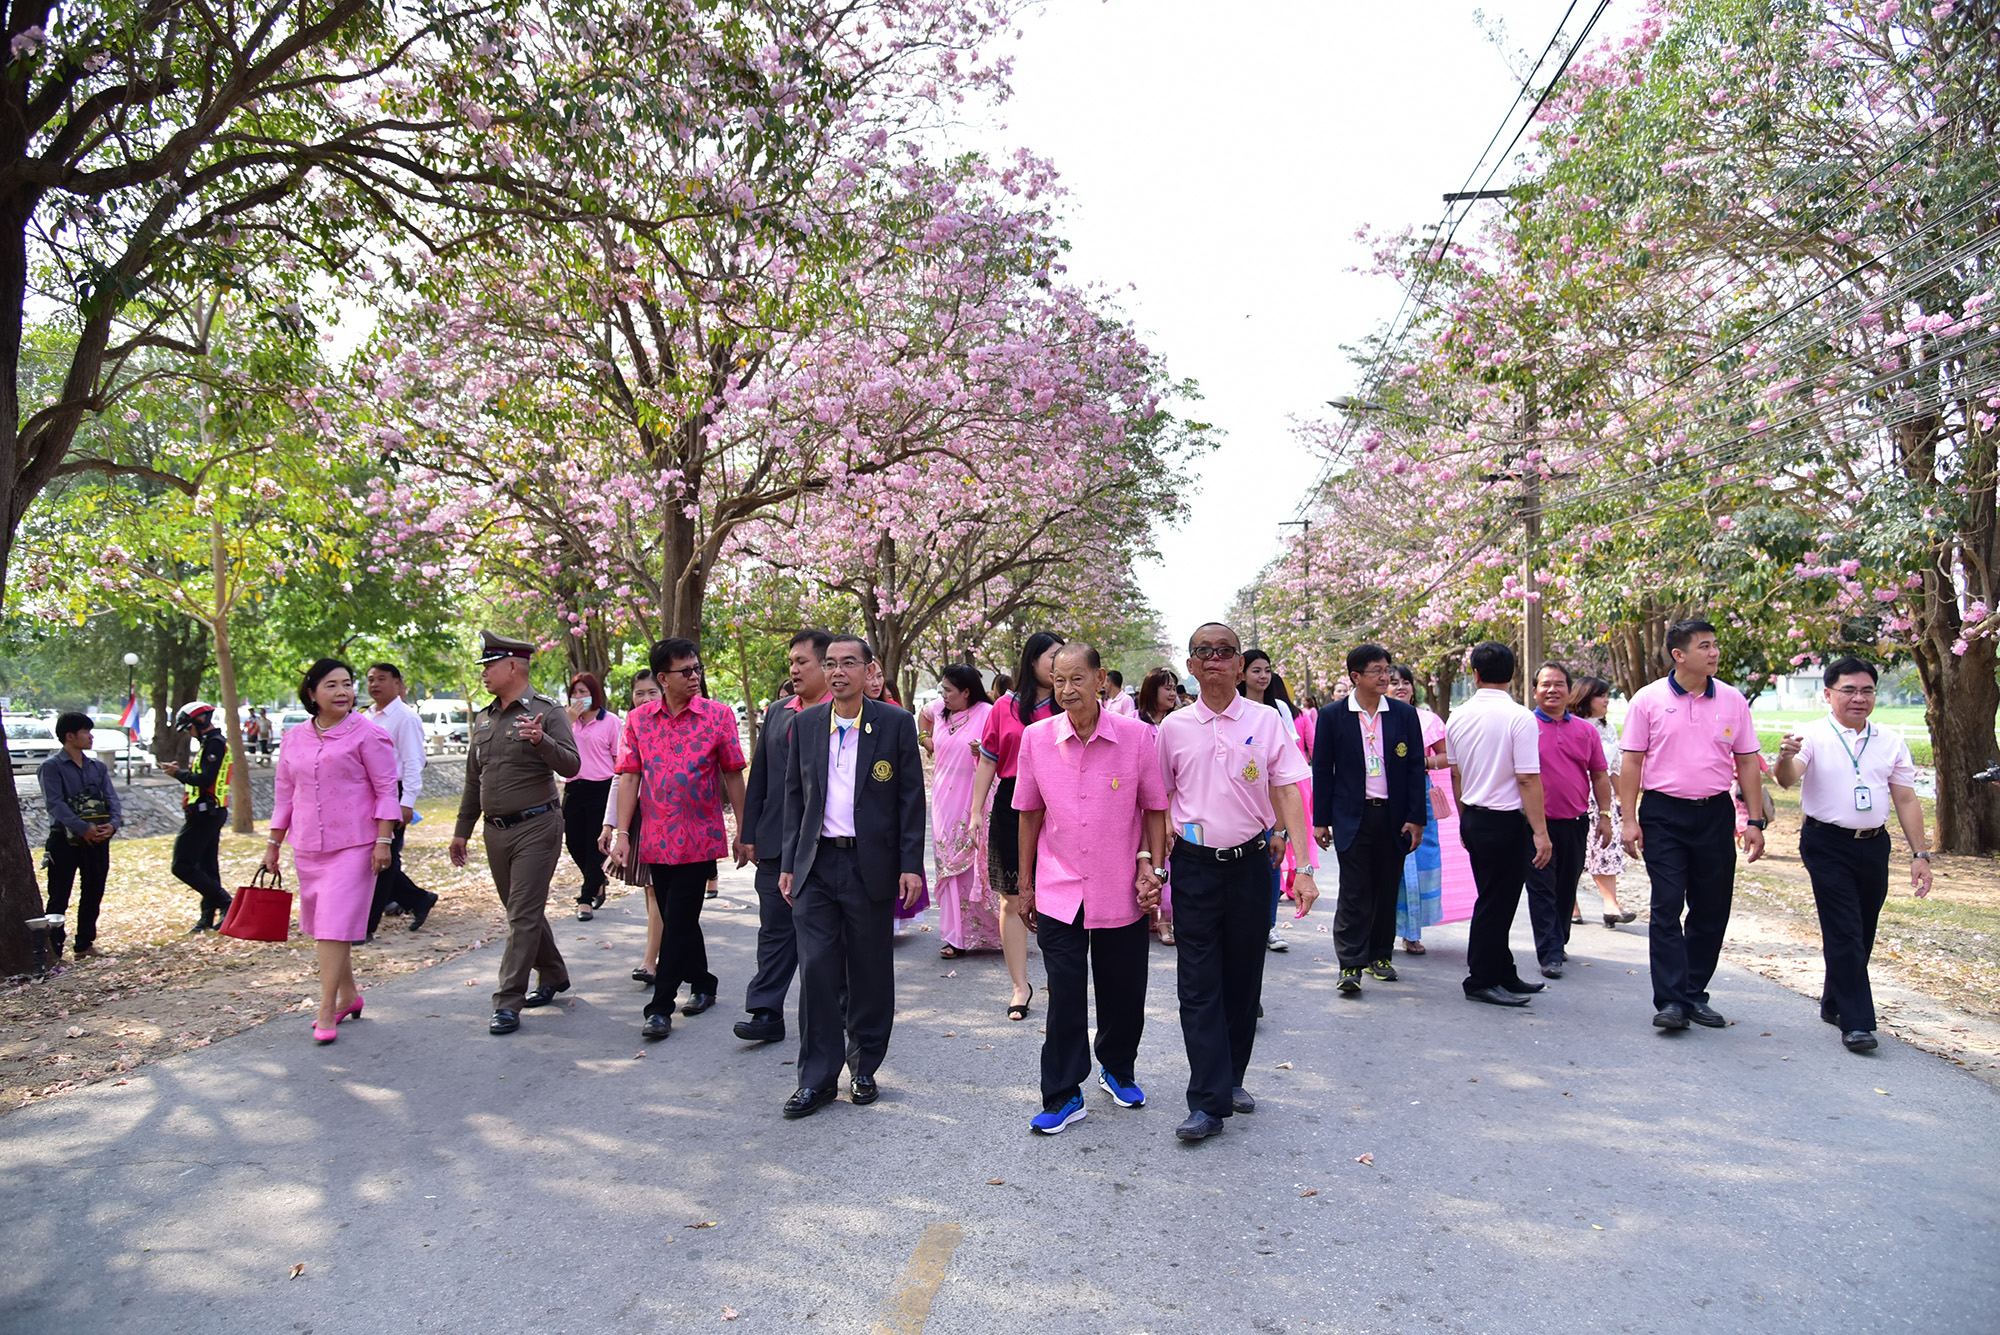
{"left": 1172, "top": 834, "right": 1270, "bottom": 863}
{"left": 488, "top": 803, "right": 555, "bottom": 830}
{"left": 823, "top": 835, "right": 858, "bottom": 849}
{"left": 1805, "top": 816, "right": 1885, "bottom": 840}
{"left": 1642, "top": 791, "right": 1733, "bottom": 807}
{"left": 1363, "top": 797, "right": 1389, "bottom": 807}
{"left": 187, "top": 800, "right": 225, "bottom": 815}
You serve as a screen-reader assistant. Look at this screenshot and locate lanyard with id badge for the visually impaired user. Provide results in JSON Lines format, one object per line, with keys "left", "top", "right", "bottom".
{"left": 1360, "top": 706, "right": 1384, "bottom": 779}
{"left": 1834, "top": 723, "right": 1874, "bottom": 812}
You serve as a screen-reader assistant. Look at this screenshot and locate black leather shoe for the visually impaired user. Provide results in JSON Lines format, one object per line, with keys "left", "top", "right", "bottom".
{"left": 408, "top": 892, "right": 438, "bottom": 932}
{"left": 851, "top": 1074, "right": 879, "bottom": 1105}
{"left": 1230, "top": 1086, "right": 1255, "bottom": 1114}
{"left": 1466, "top": 985, "right": 1530, "bottom": 1007}
{"left": 1175, "top": 1111, "right": 1225, "bottom": 1141}
{"left": 1653, "top": 1004, "right": 1690, "bottom": 1030}
{"left": 784, "top": 1087, "right": 837, "bottom": 1119}
{"left": 489, "top": 1009, "right": 520, "bottom": 1035}
{"left": 1540, "top": 965, "right": 1563, "bottom": 979}
{"left": 633, "top": 968, "right": 656, "bottom": 986}
{"left": 641, "top": 1014, "right": 672, "bottom": 1041}
{"left": 522, "top": 984, "right": 569, "bottom": 1008}
{"left": 681, "top": 991, "right": 716, "bottom": 1017}
{"left": 1821, "top": 1008, "right": 1842, "bottom": 1027}
{"left": 1687, "top": 1002, "right": 1727, "bottom": 1028}
{"left": 734, "top": 1010, "right": 785, "bottom": 1042}
{"left": 1501, "top": 979, "right": 1546, "bottom": 994}
{"left": 1843, "top": 1030, "right": 1879, "bottom": 1052}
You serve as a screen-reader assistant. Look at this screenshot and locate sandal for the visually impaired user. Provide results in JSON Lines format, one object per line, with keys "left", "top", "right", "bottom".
{"left": 1403, "top": 938, "right": 1427, "bottom": 955}
{"left": 940, "top": 945, "right": 966, "bottom": 960}
{"left": 1159, "top": 925, "right": 1176, "bottom": 946}
{"left": 1008, "top": 1000, "right": 1031, "bottom": 1021}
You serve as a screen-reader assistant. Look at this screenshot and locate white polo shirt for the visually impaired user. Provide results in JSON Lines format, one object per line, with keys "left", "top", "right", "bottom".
{"left": 1446, "top": 687, "right": 1540, "bottom": 810}
{"left": 1791, "top": 715, "right": 1917, "bottom": 830}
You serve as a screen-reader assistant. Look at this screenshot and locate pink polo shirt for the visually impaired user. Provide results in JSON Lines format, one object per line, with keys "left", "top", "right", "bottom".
{"left": 1013, "top": 708, "right": 1166, "bottom": 928}
{"left": 1621, "top": 674, "right": 1759, "bottom": 799}
{"left": 1156, "top": 695, "right": 1310, "bottom": 849}
{"left": 1534, "top": 709, "right": 1607, "bottom": 820}
{"left": 570, "top": 709, "right": 623, "bottom": 782}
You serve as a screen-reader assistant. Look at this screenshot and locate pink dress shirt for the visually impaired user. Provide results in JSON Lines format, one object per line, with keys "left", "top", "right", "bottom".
{"left": 570, "top": 708, "right": 623, "bottom": 782}
{"left": 1620, "top": 675, "right": 1760, "bottom": 799}
{"left": 1349, "top": 694, "right": 1391, "bottom": 799}
{"left": 1446, "top": 688, "right": 1540, "bottom": 810}
{"left": 1534, "top": 709, "right": 1608, "bottom": 820}
{"left": 272, "top": 713, "right": 403, "bottom": 850}
{"left": 823, "top": 709, "right": 862, "bottom": 836}
{"left": 1012, "top": 708, "right": 1166, "bottom": 928}
{"left": 1105, "top": 691, "right": 1137, "bottom": 718}
{"left": 615, "top": 697, "right": 746, "bottom": 864}
{"left": 1156, "top": 695, "right": 1310, "bottom": 848}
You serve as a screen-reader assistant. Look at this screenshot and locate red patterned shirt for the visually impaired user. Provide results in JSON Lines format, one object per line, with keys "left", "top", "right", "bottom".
{"left": 615, "top": 697, "right": 747, "bottom": 865}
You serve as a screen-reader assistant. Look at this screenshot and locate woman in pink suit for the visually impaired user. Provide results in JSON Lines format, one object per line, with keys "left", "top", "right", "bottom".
{"left": 263, "top": 658, "right": 402, "bottom": 1044}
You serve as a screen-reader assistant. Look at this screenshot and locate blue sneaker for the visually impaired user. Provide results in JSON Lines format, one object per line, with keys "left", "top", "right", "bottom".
{"left": 1030, "top": 1094, "right": 1087, "bottom": 1135}
{"left": 1099, "top": 1067, "right": 1145, "bottom": 1108}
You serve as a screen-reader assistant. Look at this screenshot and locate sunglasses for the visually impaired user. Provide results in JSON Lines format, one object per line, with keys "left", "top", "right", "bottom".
{"left": 660, "top": 664, "right": 704, "bottom": 679}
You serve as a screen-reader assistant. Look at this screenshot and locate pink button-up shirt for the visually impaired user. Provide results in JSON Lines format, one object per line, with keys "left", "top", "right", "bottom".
{"left": 1013, "top": 708, "right": 1165, "bottom": 928}
{"left": 1157, "top": 694, "right": 1310, "bottom": 848}
{"left": 1621, "top": 674, "right": 1759, "bottom": 799}
{"left": 615, "top": 697, "right": 746, "bottom": 864}
{"left": 570, "top": 708, "right": 623, "bottom": 782}
{"left": 272, "top": 713, "right": 403, "bottom": 851}
{"left": 1349, "top": 694, "right": 1390, "bottom": 799}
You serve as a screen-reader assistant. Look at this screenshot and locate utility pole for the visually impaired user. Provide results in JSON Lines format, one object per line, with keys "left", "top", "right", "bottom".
{"left": 1279, "top": 518, "right": 1313, "bottom": 697}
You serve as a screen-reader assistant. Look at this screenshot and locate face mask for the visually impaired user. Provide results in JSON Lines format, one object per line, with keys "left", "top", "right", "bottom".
{"left": 570, "top": 694, "right": 591, "bottom": 708}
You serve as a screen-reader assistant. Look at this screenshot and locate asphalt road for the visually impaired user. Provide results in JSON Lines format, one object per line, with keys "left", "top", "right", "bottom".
{"left": 3, "top": 866, "right": 1996, "bottom": 1334}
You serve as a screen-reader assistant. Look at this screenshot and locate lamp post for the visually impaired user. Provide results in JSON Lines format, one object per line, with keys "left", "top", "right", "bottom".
{"left": 121, "top": 652, "right": 139, "bottom": 784}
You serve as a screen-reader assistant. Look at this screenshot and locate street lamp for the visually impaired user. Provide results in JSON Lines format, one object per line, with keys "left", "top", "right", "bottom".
{"left": 121, "top": 652, "right": 139, "bottom": 784}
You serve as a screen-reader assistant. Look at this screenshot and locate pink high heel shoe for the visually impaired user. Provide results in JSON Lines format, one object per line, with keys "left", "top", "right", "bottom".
{"left": 313, "top": 1025, "right": 338, "bottom": 1045}
{"left": 335, "top": 994, "right": 364, "bottom": 1024}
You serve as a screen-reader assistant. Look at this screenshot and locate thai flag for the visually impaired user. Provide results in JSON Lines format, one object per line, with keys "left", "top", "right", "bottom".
{"left": 116, "top": 693, "right": 141, "bottom": 735}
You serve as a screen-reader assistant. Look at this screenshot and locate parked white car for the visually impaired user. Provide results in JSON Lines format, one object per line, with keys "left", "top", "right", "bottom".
{"left": 5, "top": 715, "right": 62, "bottom": 773}
{"left": 416, "top": 699, "right": 471, "bottom": 750}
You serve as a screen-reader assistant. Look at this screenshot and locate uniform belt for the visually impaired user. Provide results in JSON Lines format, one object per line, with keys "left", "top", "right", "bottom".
{"left": 487, "top": 803, "right": 555, "bottom": 830}
{"left": 187, "top": 800, "right": 225, "bottom": 815}
{"left": 1641, "top": 791, "right": 1733, "bottom": 807}
{"left": 1804, "top": 816, "right": 1886, "bottom": 839}
{"left": 1172, "top": 834, "right": 1270, "bottom": 863}
{"left": 822, "top": 835, "right": 858, "bottom": 849}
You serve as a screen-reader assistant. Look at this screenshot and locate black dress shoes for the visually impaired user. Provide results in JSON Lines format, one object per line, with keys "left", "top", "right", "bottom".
{"left": 784, "top": 1087, "right": 837, "bottom": 1119}
{"left": 1230, "top": 1086, "right": 1256, "bottom": 1114}
{"left": 641, "top": 1014, "right": 672, "bottom": 1040}
{"left": 851, "top": 1074, "right": 879, "bottom": 1105}
{"left": 1842, "top": 1030, "right": 1879, "bottom": 1052}
{"left": 734, "top": 1010, "right": 785, "bottom": 1042}
{"left": 1686, "top": 1002, "right": 1727, "bottom": 1028}
{"left": 1540, "top": 965, "right": 1563, "bottom": 979}
{"left": 522, "top": 983, "right": 570, "bottom": 1008}
{"left": 1653, "top": 1003, "right": 1690, "bottom": 1030}
{"left": 1466, "top": 985, "right": 1530, "bottom": 1007}
{"left": 1175, "top": 1111, "right": 1225, "bottom": 1141}
{"left": 1501, "top": 979, "right": 1546, "bottom": 994}
{"left": 681, "top": 992, "right": 716, "bottom": 1017}
{"left": 489, "top": 1009, "right": 520, "bottom": 1035}
{"left": 408, "top": 892, "right": 438, "bottom": 932}
{"left": 632, "top": 969, "right": 656, "bottom": 986}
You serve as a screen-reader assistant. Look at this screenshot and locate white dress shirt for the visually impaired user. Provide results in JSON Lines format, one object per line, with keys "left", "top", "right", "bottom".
{"left": 1792, "top": 715, "right": 1917, "bottom": 829}
{"left": 366, "top": 696, "right": 427, "bottom": 804}
{"left": 1446, "top": 687, "right": 1540, "bottom": 810}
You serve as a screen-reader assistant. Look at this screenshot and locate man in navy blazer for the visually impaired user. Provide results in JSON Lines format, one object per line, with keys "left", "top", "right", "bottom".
{"left": 779, "top": 634, "right": 926, "bottom": 1119}
{"left": 1311, "top": 644, "right": 1429, "bottom": 995}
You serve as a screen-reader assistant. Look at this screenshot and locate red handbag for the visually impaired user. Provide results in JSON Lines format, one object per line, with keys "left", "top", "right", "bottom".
{"left": 220, "top": 866, "right": 293, "bottom": 942}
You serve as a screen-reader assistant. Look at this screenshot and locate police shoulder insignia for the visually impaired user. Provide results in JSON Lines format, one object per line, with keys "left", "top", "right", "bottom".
{"left": 872, "top": 760, "right": 893, "bottom": 782}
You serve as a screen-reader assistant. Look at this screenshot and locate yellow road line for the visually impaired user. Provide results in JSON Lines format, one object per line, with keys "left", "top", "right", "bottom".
{"left": 871, "top": 1221, "right": 965, "bottom": 1334}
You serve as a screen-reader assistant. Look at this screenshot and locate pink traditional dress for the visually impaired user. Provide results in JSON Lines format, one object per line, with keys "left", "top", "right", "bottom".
{"left": 932, "top": 700, "right": 1000, "bottom": 951}
{"left": 273, "top": 712, "right": 403, "bottom": 942}
{"left": 1419, "top": 705, "right": 1478, "bottom": 924}
{"left": 1280, "top": 701, "right": 1318, "bottom": 893}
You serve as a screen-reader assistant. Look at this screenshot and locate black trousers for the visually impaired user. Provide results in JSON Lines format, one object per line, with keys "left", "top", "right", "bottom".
{"left": 564, "top": 777, "right": 613, "bottom": 903}
{"left": 793, "top": 844, "right": 896, "bottom": 1090}
{"left": 645, "top": 861, "right": 718, "bottom": 1016}
{"left": 367, "top": 821, "right": 430, "bottom": 935}
{"left": 171, "top": 807, "right": 231, "bottom": 917}
{"left": 1800, "top": 822, "right": 1892, "bottom": 1033}
{"left": 1524, "top": 815, "right": 1589, "bottom": 969}
{"left": 1460, "top": 804, "right": 1532, "bottom": 992}
{"left": 1638, "top": 791, "right": 1737, "bottom": 1010}
{"left": 1169, "top": 846, "right": 1269, "bottom": 1118}
{"left": 744, "top": 857, "right": 798, "bottom": 1015}
{"left": 1332, "top": 802, "right": 1410, "bottom": 967}
{"left": 44, "top": 833, "right": 111, "bottom": 951}
{"left": 1039, "top": 904, "right": 1149, "bottom": 1109}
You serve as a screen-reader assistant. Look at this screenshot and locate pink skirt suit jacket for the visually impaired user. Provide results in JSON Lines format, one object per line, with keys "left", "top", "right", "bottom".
{"left": 273, "top": 713, "right": 404, "bottom": 942}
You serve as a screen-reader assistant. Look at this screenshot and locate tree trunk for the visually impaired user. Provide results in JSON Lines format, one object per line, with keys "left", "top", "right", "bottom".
{"left": 1426, "top": 655, "right": 1459, "bottom": 722}
{"left": 1911, "top": 570, "right": 2000, "bottom": 854}
{"left": 211, "top": 514, "right": 255, "bottom": 834}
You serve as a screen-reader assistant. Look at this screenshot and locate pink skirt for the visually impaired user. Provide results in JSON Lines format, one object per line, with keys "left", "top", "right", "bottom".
{"left": 293, "top": 843, "right": 375, "bottom": 943}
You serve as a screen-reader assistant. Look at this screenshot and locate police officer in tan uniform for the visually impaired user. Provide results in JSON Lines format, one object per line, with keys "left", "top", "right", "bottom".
{"left": 451, "top": 632, "right": 581, "bottom": 1035}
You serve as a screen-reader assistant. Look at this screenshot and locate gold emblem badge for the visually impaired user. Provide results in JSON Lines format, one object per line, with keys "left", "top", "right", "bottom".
{"left": 1241, "top": 761, "right": 1260, "bottom": 783}
{"left": 1395, "top": 741, "right": 1408, "bottom": 757}
{"left": 872, "top": 760, "right": 893, "bottom": 782}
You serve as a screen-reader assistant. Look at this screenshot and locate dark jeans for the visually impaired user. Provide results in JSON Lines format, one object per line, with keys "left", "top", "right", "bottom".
{"left": 367, "top": 822, "right": 430, "bottom": 935}
{"left": 1332, "top": 801, "right": 1411, "bottom": 967}
{"left": 564, "top": 777, "right": 613, "bottom": 903}
{"left": 647, "top": 860, "right": 718, "bottom": 1017}
{"left": 793, "top": 844, "right": 896, "bottom": 1090}
{"left": 171, "top": 807, "right": 231, "bottom": 919}
{"left": 44, "top": 833, "right": 111, "bottom": 952}
{"left": 744, "top": 857, "right": 798, "bottom": 1015}
{"left": 1638, "top": 791, "right": 1737, "bottom": 1011}
{"left": 1800, "top": 821, "right": 1892, "bottom": 1032}
{"left": 1460, "top": 804, "right": 1532, "bottom": 992}
{"left": 1039, "top": 904, "right": 1149, "bottom": 1109}
{"left": 1525, "top": 815, "right": 1589, "bottom": 969}
{"left": 1168, "top": 845, "right": 1269, "bottom": 1118}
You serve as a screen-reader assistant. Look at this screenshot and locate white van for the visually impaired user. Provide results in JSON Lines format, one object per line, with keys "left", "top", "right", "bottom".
{"left": 416, "top": 699, "right": 471, "bottom": 751}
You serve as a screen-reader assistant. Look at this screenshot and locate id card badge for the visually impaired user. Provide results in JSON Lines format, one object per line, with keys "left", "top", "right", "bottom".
{"left": 1854, "top": 786, "right": 1873, "bottom": 812}
{"left": 1366, "top": 752, "right": 1384, "bottom": 778}
{"left": 1182, "top": 821, "right": 1205, "bottom": 845}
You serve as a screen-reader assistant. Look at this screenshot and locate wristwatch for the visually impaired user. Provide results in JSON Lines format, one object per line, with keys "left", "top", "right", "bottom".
{"left": 1745, "top": 818, "right": 1769, "bottom": 830}
{"left": 1913, "top": 851, "right": 1932, "bottom": 860}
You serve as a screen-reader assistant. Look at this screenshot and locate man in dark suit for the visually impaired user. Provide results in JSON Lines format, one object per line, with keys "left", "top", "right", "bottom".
{"left": 1311, "top": 644, "right": 1429, "bottom": 996}
{"left": 734, "top": 628, "right": 833, "bottom": 1043}
{"left": 778, "top": 635, "right": 926, "bottom": 1119}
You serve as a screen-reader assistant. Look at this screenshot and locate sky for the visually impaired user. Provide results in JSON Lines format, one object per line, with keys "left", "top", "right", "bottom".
{"left": 955, "top": 0, "right": 1592, "bottom": 643}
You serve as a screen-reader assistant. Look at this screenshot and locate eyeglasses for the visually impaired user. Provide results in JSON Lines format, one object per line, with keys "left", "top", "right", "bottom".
{"left": 1190, "top": 646, "right": 1240, "bottom": 661}
{"left": 1355, "top": 665, "right": 1393, "bottom": 679}
{"left": 660, "top": 664, "right": 704, "bottom": 679}
{"left": 822, "top": 658, "right": 867, "bottom": 670}
{"left": 1830, "top": 686, "right": 1877, "bottom": 699}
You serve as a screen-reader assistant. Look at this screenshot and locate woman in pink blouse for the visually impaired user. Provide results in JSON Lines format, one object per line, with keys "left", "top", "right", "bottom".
{"left": 564, "top": 671, "right": 623, "bottom": 921}
{"left": 263, "top": 658, "right": 402, "bottom": 1044}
